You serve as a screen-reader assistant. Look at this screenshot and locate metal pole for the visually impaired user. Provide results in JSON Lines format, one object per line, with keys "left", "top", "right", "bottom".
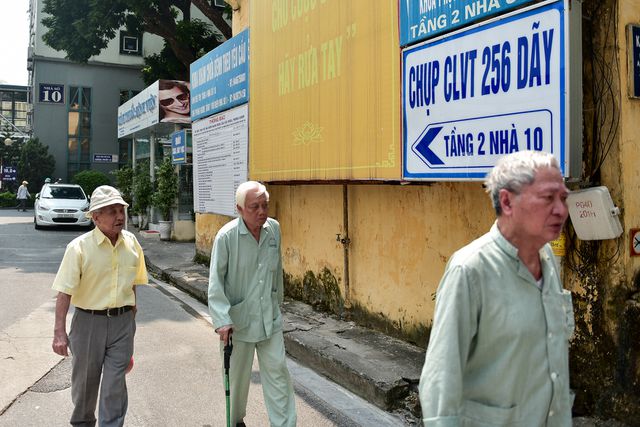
{"left": 342, "top": 184, "right": 351, "bottom": 309}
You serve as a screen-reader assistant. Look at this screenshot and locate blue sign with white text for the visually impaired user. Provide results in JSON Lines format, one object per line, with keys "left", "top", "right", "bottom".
{"left": 1, "top": 165, "right": 17, "bottom": 182}
{"left": 171, "top": 130, "right": 187, "bottom": 164}
{"left": 399, "top": 0, "right": 536, "bottom": 46}
{"left": 402, "top": 1, "right": 566, "bottom": 180}
{"left": 39, "top": 83, "right": 65, "bottom": 104}
{"left": 190, "top": 29, "right": 249, "bottom": 121}
{"left": 93, "top": 154, "right": 115, "bottom": 163}
{"left": 631, "top": 25, "right": 640, "bottom": 97}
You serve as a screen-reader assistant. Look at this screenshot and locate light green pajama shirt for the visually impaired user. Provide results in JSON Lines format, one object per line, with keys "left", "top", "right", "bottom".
{"left": 208, "top": 217, "right": 284, "bottom": 341}
{"left": 419, "top": 223, "right": 575, "bottom": 426}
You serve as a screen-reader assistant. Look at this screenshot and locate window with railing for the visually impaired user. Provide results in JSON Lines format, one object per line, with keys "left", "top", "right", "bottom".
{"left": 67, "top": 87, "right": 92, "bottom": 181}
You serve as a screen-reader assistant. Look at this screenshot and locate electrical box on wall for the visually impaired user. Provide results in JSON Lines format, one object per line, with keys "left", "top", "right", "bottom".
{"left": 567, "top": 186, "right": 622, "bottom": 240}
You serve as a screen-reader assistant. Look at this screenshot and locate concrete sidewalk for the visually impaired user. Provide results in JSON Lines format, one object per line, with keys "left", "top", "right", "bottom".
{"left": 133, "top": 228, "right": 423, "bottom": 424}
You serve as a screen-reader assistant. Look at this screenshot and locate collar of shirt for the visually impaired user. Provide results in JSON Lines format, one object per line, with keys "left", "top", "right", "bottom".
{"left": 92, "top": 226, "right": 123, "bottom": 248}
{"left": 238, "top": 217, "right": 273, "bottom": 244}
{"left": 490, "top": 222, "right": 555, "bottom": 288}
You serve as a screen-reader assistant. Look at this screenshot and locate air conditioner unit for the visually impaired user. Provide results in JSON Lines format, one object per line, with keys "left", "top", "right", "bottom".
{"left": 121, "top": 36, "right": 140, "bottom": 54}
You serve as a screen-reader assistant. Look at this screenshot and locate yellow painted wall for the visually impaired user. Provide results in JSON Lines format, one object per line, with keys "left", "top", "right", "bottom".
{"left": 197, "top": 181, "right": 494, "bottom": 335}
{"left": 195, "top": 212, "right": 233, "bottom": 256}
{"left": 617, "top": 4, "right": 640, "bottom": 280}
{"left": 193, "top": 0, "right": 495, "bottom": 338}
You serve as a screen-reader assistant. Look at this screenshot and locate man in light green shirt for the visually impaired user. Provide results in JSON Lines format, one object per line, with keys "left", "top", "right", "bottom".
{"left": 419, "top": 151, "right": 575, "bottom": 426}
{"left": 208, "top": 181, "right": 296, "bottom": 427}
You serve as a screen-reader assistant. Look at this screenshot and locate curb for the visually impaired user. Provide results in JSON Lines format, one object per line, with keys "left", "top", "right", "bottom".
{"left": 143, "top": 253, "right": 423, "bottom": 423}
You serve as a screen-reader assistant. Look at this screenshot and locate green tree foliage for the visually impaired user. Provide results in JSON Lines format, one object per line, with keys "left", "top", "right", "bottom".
{"left": 141, "top": 18, "right": 223, "bottom": 84}
{"left": 111, "top": 166, "right": 134, "bottom": 206}
{"left": 151, "top": 157, "right": 179, "bottom": 220}
{"left": 71, "top": 170, "right": 111, "bottom": 197}
{"left": 16, "top": 138, "right": 55, "bottom": 194}
{"left": 133, "top": 160, "right": 153, "bottom": 214}
{"left": 41, "top": 0, "right": 231, "bottom": 81}
{"left": 0, "top": 191, "right": 17, "bottom": 207}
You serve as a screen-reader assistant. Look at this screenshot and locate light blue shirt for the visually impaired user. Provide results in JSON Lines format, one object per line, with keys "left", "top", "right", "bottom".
{"left": 208, "top": 217, "right": 284, "bottom": 343}
{"left": 17, "top": 185, "right": 30, "bottom": 199}
{"left": 419, "top": 223, "right": 574, "bottom": 426}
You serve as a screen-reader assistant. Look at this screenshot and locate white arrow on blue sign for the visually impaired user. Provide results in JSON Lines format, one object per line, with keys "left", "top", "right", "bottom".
{"left": 411, "top": 110, "right": 553, "bottom": 171}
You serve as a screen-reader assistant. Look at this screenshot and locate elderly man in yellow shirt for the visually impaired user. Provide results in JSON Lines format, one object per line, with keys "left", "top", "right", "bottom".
{"left": 51, "top": 185, "right": 148, "bottom": 427}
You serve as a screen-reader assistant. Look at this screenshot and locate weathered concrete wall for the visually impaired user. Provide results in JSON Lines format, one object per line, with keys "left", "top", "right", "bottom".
{"left": 563, "top": 0, "right": 640, "bottom": 422}
{"left": 196, "top": 182, "right": 493, "bottom": 345}
{"left": 196, "top": 0, "right": 640, "bottom": 422}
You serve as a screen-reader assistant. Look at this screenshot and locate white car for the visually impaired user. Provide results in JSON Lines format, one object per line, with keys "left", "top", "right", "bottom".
{"left": 34, "top": 184, "right": 93, "bottom": 229}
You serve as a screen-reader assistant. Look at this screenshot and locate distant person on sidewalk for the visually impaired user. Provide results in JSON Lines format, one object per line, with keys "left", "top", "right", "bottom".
{"left": 17, "top": 180, "right": 30, "bottom": 211}
{"left": 419, "top": 151, "right": 575, "bottom": 426}
{"left": 208, "top": 181, "right": 297, "bottom": 427}
{"left": 51, "top": 185, "right": 148, "bottom": 427}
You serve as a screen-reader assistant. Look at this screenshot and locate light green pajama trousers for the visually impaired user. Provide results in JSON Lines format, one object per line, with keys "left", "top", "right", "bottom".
{"left": 221, "top": 331, "right": 297, "bottom": 427}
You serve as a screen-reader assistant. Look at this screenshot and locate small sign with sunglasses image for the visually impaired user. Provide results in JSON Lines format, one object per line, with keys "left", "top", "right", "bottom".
{"left": 158, "top": 80, "right": 191, "bottom": 124}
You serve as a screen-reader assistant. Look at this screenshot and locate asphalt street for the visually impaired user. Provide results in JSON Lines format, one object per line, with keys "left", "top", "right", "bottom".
{"left": 0, "top": 210, "right": 400, "bottom": 426}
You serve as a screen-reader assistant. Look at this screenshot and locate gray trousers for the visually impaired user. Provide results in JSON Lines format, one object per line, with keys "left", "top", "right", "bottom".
{"left": 68, "top": 309, "right": 136, "bottom": 427}
{"left": 221, "top": 332, "right": 297, "bottom": 427}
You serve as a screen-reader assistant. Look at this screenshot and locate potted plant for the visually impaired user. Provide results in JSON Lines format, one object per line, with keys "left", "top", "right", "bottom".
{"left": 151, "top": 157, "right": 179, "bottom": 240}
{"left": 133, "top": 160, "right": 152, "bottom": 229}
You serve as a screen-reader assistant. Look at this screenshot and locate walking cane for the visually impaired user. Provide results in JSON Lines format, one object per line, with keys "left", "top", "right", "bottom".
{"left": 224, "top": 336, "right": 233, "bottom": 427}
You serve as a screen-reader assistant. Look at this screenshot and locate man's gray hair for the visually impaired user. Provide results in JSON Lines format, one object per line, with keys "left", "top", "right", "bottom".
{"left": 484, "top": 151, "right": 560, "bottom": 215}
{"left": 236, "top": 181, "right": 269, "bottom": 208}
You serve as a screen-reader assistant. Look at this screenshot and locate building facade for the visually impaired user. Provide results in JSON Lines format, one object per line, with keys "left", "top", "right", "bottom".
{"left": 0, "top": 84, "right": 30, "bottom": 142}
{"left": 27, "top": 0, "right": 164, "bottom": 181}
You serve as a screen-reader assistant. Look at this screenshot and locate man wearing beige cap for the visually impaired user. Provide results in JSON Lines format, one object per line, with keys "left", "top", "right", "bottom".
{"left": 51, "top": 185, "right": 148, "bottom": 427}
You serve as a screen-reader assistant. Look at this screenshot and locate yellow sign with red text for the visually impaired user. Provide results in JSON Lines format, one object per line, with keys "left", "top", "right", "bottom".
{"left": 249, "top": 0, "right": 400, "bottom": 181}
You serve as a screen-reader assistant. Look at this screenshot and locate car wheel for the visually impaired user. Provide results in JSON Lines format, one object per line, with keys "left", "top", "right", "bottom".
{"left": 34, "top": 217, "right": 42, "bottom": 230}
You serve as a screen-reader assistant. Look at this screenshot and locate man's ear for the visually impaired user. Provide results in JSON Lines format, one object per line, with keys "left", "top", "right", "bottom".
{"left": 499, "top": 189, "right": 514, "bottom": 215}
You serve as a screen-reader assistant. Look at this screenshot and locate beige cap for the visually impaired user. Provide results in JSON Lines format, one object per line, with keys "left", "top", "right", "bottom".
{"left": 22, "top": 180, "right": 28, "bottom": 185}
{"left": 86, "top": 185, "right": 128, "bottom": 218}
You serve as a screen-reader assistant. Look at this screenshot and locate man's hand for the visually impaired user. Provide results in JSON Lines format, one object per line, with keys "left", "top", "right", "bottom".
{"left": 52, "top": 329, "right": 69, "bottom": 356}
{"left": 52, "top": 292, "right": 71, "bottom": 356}
{"left": 216, "top": 325, "right": 233, "bottom": 346}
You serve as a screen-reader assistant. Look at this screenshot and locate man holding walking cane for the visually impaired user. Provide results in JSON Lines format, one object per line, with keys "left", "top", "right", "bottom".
{"left": 208, "top": 181, "right": 297, "bottom": 427}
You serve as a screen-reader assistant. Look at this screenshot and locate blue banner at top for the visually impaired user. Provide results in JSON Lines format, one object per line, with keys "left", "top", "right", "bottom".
{"left": 190, "top": 29, "right": 249, "bottom": 121}
{"left": 399, "top": 0, "right": 536, "bottom": 46}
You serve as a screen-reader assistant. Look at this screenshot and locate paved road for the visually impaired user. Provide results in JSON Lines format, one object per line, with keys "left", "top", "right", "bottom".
{"left": 0, "top": 210, "right": 400, "bottom": 426}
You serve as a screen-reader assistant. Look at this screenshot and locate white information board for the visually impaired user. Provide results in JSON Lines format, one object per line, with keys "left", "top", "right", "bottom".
{"left": 192, "top": 103, "right": 248, "bottom": 216}
{"left": 402, "top": 1, "right": 566, "bottom": 180}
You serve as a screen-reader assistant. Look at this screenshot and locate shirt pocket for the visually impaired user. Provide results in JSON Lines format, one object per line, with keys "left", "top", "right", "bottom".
{"left": 461, "top": 399, "right": 520, "bottom": 426}
{"left": 228, "top": 299, "right": 250, "bottom": 331}
{"left": 267, "top": 247, "right": 279, "bottom": 272}
{"left": 561, "top": 289, "right": 575, "bottom": 340}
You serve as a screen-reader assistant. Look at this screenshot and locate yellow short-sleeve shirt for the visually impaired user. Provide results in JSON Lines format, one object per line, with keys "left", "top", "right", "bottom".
{"left": 52, "top": 227, "right": 148, "bottom": 310}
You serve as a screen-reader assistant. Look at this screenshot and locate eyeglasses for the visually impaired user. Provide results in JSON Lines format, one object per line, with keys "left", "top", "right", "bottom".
{"left": 160, "top": 93, "right": 189, "bottom": 107}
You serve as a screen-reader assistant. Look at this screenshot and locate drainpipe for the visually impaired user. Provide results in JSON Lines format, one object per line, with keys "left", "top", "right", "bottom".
{"left": 336, "top": 184, "right": 352, "bottom": 309}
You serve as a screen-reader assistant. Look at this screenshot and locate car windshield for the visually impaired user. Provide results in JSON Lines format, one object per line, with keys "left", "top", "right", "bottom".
{"left": 42, "top": 186, "right": 86, "bottom": 200}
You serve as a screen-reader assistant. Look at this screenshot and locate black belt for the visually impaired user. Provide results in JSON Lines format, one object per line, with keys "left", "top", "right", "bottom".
{"left": 78, "top": 306, "right": 133, "bottom": 317}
